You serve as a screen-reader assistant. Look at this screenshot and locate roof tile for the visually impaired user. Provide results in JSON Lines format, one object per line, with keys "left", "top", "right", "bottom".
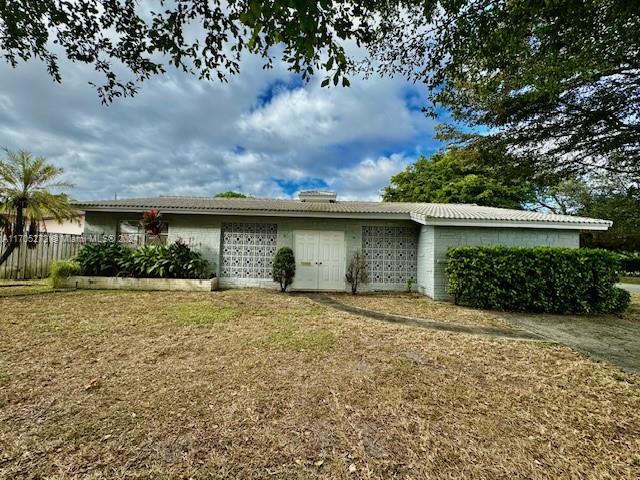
{"left": 74, "top": 196, "right": 611, "bottom": 227}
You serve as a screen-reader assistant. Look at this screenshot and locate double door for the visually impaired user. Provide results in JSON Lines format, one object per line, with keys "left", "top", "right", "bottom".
{"left": 293, "top": 231, "right": 345, "bottom": 291}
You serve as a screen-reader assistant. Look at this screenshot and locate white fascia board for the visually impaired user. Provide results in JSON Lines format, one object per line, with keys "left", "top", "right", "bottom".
{"left": 79, "top": 206, "right": 411, "bottom": 221}
{"left": 409, "top": 212, "right": 612, "bottom": 231}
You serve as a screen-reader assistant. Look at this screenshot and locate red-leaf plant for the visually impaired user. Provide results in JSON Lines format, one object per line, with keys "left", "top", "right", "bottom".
{"left": 141, "top": 208, "right": 164, "bottom": 236}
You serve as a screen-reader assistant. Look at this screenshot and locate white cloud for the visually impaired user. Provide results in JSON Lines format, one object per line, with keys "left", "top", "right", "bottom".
{"left": 328, "top": 154, "right": 411, "bottom": 201}
{"left": 0, "top": 49, "right": 440, "bottom": 201}
{"left": 238, "top": 78, "right": 417, "bottom": 152}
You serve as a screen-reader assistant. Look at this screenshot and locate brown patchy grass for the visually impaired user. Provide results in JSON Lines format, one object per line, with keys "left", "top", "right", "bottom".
{"left": 1, "top": 288, "right": 639, "bottom": 479}
{"left": 623, "top": 294, "right": 640, "bottom": 323}
{"left": 330, "top": 292, "right": 510, "bottom": 328}
{"left": 0, "top": 279, "right": 52, "bottom": 298}
{"left": 621, "top": 276, "right": 640, "bottom": 285}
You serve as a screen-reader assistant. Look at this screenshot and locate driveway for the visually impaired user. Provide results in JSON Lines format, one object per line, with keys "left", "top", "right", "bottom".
{"left": 618, "top": 282, "right": 640, "bottom": 294}
{"left": 504, "top": 312, "right": 640, "bottom": 374}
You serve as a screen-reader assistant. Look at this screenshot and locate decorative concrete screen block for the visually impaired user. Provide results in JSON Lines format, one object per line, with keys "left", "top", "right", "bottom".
{"left": 221, "top": 223, "right": 278, "bottom": 279}
{"left": 362, "top": 226, "right": 418, "bottom": 284}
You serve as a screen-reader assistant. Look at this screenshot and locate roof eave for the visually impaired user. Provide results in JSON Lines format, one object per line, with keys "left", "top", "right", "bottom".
{"left": 76, "top": 205, "right": 411, "bottom": 220}
{"left": 409, "top": 212, "right": 612, "bottom": 231}
{"left": 77, "top": 204, "right": 612, "bottom": 231}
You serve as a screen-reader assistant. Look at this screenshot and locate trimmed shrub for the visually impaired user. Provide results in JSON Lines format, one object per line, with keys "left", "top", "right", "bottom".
{"left": 75, "top": 240, "right": 209, "bottom": 279}
{"left": 602, "top": 287, "right": 632, "bottom": 313}
{"left": 272, "top": 247, "right": 296, "bottom": 292}
{"left": 76, "top": 242, "right": 133, "bottom": 276}
{"left": 446, "top": 246, "right": 629, "bottom": 314}
{"left": 49, "top": 259, "right": 81, "bottom": 287}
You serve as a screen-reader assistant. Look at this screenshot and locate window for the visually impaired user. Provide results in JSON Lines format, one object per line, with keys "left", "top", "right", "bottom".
{"left": 118, "top": 219, "right": 168, "bottom": 245}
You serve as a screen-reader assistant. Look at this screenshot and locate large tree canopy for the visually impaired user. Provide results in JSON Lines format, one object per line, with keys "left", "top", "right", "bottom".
{"left": 214, "top": 191, "right": 248, "bottom": 198}
{"left": 382, "top": 143, "right": 537, "bottom": 209}
{"left": 578, "top": 178, "right": 640, "bottom": 251}
{"left": 2, "top": 1, "right": 638, "bottom": 178}
{"left": 0, "top": 0, "right": 384, "bottom": 102}
{"left": 372, "top": 0, "right": 640, "bottom": 178}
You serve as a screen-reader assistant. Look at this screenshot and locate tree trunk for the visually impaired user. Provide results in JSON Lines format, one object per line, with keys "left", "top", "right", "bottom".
{"left": 0, "top": 240, "right": 16, "bottom": 266}
{"left": 0, "top": 200, "right": 25, "bottom": 267}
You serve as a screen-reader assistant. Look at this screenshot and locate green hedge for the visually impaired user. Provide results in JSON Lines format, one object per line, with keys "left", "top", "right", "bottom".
{"left": 446, "top": 246, "right": 630, "bottom": 313}
{"left": 617, "top": 251, "right": 640, "bottom": 276}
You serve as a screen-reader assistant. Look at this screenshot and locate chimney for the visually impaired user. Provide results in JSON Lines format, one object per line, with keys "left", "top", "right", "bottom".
{"left": 298, "top": 190, "right": 337, "bottom": 203}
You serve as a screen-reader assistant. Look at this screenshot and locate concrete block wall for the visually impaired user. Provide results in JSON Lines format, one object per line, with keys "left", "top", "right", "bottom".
{"left": 166, "top": 214, "right": 221, "bottom": 276}
{"left": 84, "top": 211, "right": 119, "bottom": 237}
{"left": 429, "top": 226, "right": 581, "bottom": 300}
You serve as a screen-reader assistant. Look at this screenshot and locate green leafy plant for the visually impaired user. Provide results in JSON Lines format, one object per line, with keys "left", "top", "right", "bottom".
{"left": 49, "top": 259, "right": 81, "bottom": 287}
{"left": 446, "top": 246, "right": 629, "bottom": 314}
{"left": 345, "top": 251, "right": 368, "bottom": 295}
{"left": 118, "top": 240, "right": 210, "bottom": 279}
{"left": 406, "top": 278, "right": 415, "bottom": 293}
{"left": 272, "top": 247, "right": 296, "bottom": 292}
{"left": 75, "top": 240, "right": 209, "bottom": 279}
{"left": 76, "top": 242, "right": 133, "bottom": 276}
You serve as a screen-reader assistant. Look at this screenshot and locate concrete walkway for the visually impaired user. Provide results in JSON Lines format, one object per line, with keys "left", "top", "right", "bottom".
{"left": 306, "top": 294, "right": 542, "bottom": 341}
{"left": 503, "top": 312, "right": 640, "bottom": 374}
{"left": 618, "top": 282, "right": 640, "bottom": 294}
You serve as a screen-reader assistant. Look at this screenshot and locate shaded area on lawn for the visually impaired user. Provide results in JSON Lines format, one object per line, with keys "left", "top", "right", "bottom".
{"left": 1, "top": 289, "right": 639, "bottom": 478}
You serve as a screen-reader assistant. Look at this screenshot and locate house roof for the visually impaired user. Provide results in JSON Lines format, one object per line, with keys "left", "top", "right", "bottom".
{"left": 75, "top": 196, "right": 612, "bottom": 230}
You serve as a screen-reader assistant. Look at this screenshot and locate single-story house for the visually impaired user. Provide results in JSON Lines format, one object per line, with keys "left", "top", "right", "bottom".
{"left": 76, "top": 191, "right": 612, "bottom": 299}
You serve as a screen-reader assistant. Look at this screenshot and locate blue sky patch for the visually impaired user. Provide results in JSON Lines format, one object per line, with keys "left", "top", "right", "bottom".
{"left": 273, "top": 177, "right": 330, "bottom": 195}
{"left": 255, "top": 76, "right": 304, "bottom": 108}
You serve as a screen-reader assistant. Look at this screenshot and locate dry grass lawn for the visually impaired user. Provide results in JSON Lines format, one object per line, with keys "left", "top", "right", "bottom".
{"left": 1, "top": 288, "right": 639, "bottom": 479}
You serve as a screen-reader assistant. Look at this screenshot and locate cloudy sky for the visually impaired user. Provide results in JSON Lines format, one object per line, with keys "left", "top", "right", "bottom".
{"left": 0, "top": 50, "right": 444, "bottom": 201}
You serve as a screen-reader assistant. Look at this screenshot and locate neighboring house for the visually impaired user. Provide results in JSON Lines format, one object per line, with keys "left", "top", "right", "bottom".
{"left": 75, "top": 191, "right": 611, "bottom": 299}
{"left": 43, "top": 213, "right": 85, "bottom": 235}
{"left": 2, "top": 212, "right": 85, "bottom": 235}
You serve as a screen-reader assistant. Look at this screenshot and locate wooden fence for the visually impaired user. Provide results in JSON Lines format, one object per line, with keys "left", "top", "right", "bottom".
{"left": 0, "top": 234, "right": 85, "bottom": 280}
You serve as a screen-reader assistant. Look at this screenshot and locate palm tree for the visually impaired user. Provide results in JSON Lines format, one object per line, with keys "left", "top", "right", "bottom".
{"left": 0, "top": 149, "right": 74, "bottom": 266}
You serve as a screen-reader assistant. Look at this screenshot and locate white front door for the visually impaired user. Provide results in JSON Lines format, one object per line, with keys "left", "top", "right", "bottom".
{"left": 293, "top": 230, "right": 345, "bottom": 291}
{"left": 293, "top": 231, "right": 319, "bottom": 290}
